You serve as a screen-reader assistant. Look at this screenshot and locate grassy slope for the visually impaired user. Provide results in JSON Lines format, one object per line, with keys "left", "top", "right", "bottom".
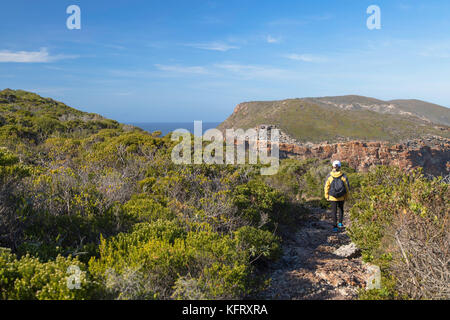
{"left": 0, "top": 89, "right": 139, "bottom": 148}
{"left": 1, "top": 89, "right": 95, "bottom": 118}
{"left": 305, "top": 95, "right": 386, "bottom": 106}
{"left": 218, "top": 98, "right": 450, "bottom": 143}
{"left": 304, "top": 95, "right": 450, "bottom": 127}
{"left": 389, "top": 99, "right": 450, "bottom": 127}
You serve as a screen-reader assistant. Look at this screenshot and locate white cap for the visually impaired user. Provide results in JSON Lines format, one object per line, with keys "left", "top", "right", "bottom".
{"left": 332, "top": 160, "right": 341, "bottom": 168}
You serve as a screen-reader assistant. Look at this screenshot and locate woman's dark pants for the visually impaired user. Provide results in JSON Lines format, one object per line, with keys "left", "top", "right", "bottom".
{"left": 331, "top": 201, "right": 344, "bottom": 227}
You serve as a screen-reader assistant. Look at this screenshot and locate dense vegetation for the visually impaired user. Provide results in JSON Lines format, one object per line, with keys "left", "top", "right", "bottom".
{"left": 0, "top": 89, "right": 300, "bottom": 299}
{"left": 0, "top": 89, "right": 448, "bottom": 300}
{"left": 348, "top": 167, "right": 449, "bottom": 299}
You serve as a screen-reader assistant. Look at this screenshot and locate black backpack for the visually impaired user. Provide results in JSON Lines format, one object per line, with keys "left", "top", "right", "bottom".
{"left": 329, "top": 176, "right": 347, "bottom": 198}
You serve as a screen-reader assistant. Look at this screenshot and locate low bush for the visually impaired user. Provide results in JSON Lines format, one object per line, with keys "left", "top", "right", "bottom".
{"left": 348, "top": 166, "right": 449, "bottom": 299}
{"left": 0, "top": 248, "right": 99, "bottom": 300}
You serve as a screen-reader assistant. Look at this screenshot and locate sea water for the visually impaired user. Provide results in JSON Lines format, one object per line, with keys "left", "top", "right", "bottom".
{"left": 130, "top": 122, "right": 222, "bottom": 137}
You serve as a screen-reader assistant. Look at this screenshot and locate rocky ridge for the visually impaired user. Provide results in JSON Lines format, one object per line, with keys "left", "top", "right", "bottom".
{"left": 254, "top": 125, "right": 450, "bottom": 176}
{"left": 304, "top": 98, "right": 427, "bottom": 121}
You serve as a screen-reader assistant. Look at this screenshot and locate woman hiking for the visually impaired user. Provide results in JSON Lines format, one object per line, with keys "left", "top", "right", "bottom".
{"left": 324, "top": 160, "right": 350, "bottom": 233}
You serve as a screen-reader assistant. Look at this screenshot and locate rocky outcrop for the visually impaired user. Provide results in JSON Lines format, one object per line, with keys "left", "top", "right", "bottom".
{"left": 279, "top": 137, "right": 449, "bottom": 176}
{"left": 250, "top": 125, "right": 450, "bottom": 176}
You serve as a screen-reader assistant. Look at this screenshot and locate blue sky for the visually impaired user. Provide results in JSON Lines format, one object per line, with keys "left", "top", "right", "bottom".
{"left": 1, "top": 0, "right": 450, "bottom": 122}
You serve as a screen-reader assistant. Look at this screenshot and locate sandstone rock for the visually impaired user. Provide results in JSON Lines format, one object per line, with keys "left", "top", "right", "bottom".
{"left": 245, "top": 125, "right": 450, "bottom": 176}
{"left": 333, "top": 242, "right": 361, "bottom": 259}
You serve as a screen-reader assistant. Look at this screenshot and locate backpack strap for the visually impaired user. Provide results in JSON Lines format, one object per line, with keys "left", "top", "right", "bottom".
{"left": 341, "top": 173, "right": 350, "bottom": 191}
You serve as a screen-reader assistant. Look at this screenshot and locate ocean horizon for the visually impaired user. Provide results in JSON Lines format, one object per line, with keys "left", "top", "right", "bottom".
{"left": 130, "top": 122, "right": 222, "bottom": 136}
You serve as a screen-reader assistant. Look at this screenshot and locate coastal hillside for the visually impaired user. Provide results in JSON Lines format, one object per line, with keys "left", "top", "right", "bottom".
{"left": 0, "top": 89, "right": 132, "bottom": 148}
{"left": 0, "top": 90, "right": 448, "bottom": 301}
{"left": 305, "top": 95, "right": 450, "bottom": 127}
{"left": 0, "top": 89, "right": 288, "bottom": 300}
{"left": 218, "top": 96, "right": 450, "bottom": 143}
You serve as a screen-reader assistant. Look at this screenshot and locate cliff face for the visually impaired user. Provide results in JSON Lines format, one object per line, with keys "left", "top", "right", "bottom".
{"left": 249, "top": 125, "right": 450, "bottom": 176}
{"left": 279, "top": 139, "right": 449, "bottom": 176}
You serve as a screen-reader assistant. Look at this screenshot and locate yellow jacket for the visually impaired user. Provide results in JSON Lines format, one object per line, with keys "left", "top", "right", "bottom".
{"left": 324, "top": 170, "right": 350, "bottom": 201}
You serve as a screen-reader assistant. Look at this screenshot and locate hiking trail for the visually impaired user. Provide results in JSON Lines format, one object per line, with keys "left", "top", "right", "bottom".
{"left": 261, "top": 206, "right": 372, "bottom": 300}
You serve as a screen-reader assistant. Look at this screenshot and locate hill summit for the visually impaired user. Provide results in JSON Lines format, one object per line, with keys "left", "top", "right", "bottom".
{"left": 218, "top": 95, "right": 450, "bottom": 143}
{"left": 0, "top": 88, "right": 136, "bottom": 149}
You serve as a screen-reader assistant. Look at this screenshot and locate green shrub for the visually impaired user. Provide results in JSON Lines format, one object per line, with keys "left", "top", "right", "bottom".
{"left": 88, "top": 221, "right": 268, "bottom": 299}
{"left": 123, "top": 195, "right": 175, "bottom": 223}
{"left": 348, "top": 166, "right": 449, "bottom": 299}
{"left": 234, "top": 226, "right": 281, "bottom": 262}
{"left": 348, "top": 166, "right": 412, "bottom": 262}
{"left": 0, "top": 248, "right": 99, "bottom": 300}
{"left": 232, "top": 179, "right": 286, "bottom": 229}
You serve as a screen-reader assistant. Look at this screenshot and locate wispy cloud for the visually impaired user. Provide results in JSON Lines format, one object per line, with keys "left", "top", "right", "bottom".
{"left": 154, "top": 64, "right": 210, "bottom": 75}
{"left": 0, "top": 48, "right": 78, "bottom": 63}
{"left": 284, "top": 53, "right": 327, "bottom": 63}
{"left": 397, "top": 3, "right": 413, "bottom": 11}
{"left": 108, "top": 69, "right": 153, "bottom": 78}
{"left": 106, "top": 65, "right": 211, "bottom": 79}
{"left": 419, "top": 43, "right": 450, "bottom": 59}
{"left": 199, "top": 16, "right": 223, "bottom": 24}
{"left": 103, "top": 44, "right": 126, "bottom": 50}
{"left": 268, "top": 18, "right": 307, "bottom": 27}
{"left": 266, "top": 35, "right": 281, "bottom": 44}
{"left": 269, "top": 14, "right": 332, "bottom": 26}
{"left": 186, "top": 42, "right": 239, "bottom": 51}
{"left": 24, "top": 87, "right": 72, "bottom": 95}
{"left": 113, "top": 91, "right": 134, "bottom": 96}
{"left": 110, "top": 62, "right": 302, "bottom": 81}
{"left": 215, "top": 63, "right": 299, "bottom": 80}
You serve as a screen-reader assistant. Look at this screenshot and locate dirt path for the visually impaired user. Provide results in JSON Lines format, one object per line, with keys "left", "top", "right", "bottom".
{"left": 261, "top": 206, "right": 370, "bottom": 300}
